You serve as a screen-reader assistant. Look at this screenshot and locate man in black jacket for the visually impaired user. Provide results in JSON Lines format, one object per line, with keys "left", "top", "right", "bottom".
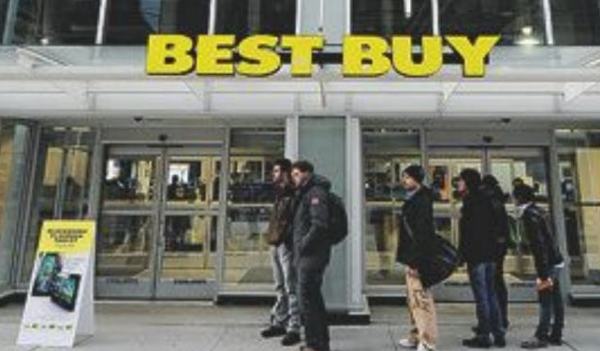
{"left": 482, "top": 175, "right": 510, "bottom": 330}
{"left": 291, "top": 160, "right": 332, "bottom": 351}
{"left": 513, "top": 184, "right": 565, "bottom": 349}
{"left": 396, "top": 165, "right": 438, "bottom": 351}
{"left": 458, "top": 169, "right": 505, "bottom": 348}
{"left": 261, "top": 159, "right": 301, "bottom": 346}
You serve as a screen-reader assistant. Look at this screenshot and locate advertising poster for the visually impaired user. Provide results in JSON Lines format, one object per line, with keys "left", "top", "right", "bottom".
{"left": 17, "top": 220, "right": 95, "bottom": 348}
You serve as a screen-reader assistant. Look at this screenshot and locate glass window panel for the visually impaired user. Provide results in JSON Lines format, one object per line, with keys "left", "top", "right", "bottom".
{"left": 557, "top": 130, "right": 600, "bottom": 287}
{"left": 439, "top": 0, "right": 546, "bottom": 45}
{"left": 0, "top": 0, "right": 8, "bottom": 41}
{"left": 215, "top": 0, "right": 296, "bottom": 38}
{"left": 352, "top": 0, "right": 432, "bottom": 37}
{"left": 363, "top": 127, "right": 420, "bottom": 286}
{"left": 21, "top": 127, "right": 96, "bottom": 284}
{"left": 224, "top": 127, "right": 284, "bottom": 286}
{"left": 102, "top": 155, "right": 157, "bottom": 209}
{"left": 0, "top": 123, "right": 31, "bottom": 293}
{"left": 160, "top": 215, "right": 217, "bottom": 281}
{"left": 104, "top": 0, "right": 210, "bottom": 44}
{"left": 97, "top": 214, "right": 153, "bottom": 277}
{"left": 551, "top": 0, "right": 600, "bottom": 45}
{"left": 10, "top": 0, "right": 100, "bottom": 44}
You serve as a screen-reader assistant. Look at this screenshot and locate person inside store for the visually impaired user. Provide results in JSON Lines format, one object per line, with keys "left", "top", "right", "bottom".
{"left": 261, "top": 158, "right": 301, "bottom": 346}
{"left": 458, "top": 169, "right": 506, "bottom": 348}
{"left": 396, "top": 165, "right": 439, "bottom": 351}
{"left": 513, "top": 184, "right": 565, "bottom": 349}
{"left": 291, "top": 160, "right": 333, "bottom": 351}
{"left": 481, "top": 175, "right": 511, "bottom": 331}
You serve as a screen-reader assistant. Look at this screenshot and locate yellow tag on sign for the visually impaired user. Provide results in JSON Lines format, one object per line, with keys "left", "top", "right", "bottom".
{"left": 37, "top": 220, "right": 95, "bottom": 254}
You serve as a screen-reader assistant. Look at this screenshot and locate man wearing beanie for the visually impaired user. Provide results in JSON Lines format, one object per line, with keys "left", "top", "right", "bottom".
{"left": 396, "top": 165, "right": 438, "bottom": 351}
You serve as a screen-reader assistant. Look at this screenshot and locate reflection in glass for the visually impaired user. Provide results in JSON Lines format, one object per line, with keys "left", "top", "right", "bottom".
{"left": 161, "top": 215, "right": 217, "bottom": 281}
{"left": 97, "top": 215, "right": 153, "bottom": 277}
{"left": 557, "top": 130, "right": 600, "bottom": 286}
{"left": 10, "top": 0, "right": 100, "bottom": 44}
{"left": 224, "top": 207, "right": 272, "bottom": 284}
{"left": 216, "top": 0, "right": 296, "bottom": 38}
{"left": 352, "top": 0, "right": 432, "bottom": 37}
{"left": 439, "top": 0, "right": 546, "bottom": 45}
{"left": 104, "top": 0, "right": 210, "bottom": 44}
{"left": 363, "top": 128, "right": 420, "bottom": 286}
{"left": 21, "top": 127, "right": 96, "bottom": 283}
{"left": 166, "top": 156, "right": 220, "bottom": 207}
{"left": 224, "top": 128, "right": 284, "bottom": 286}
{"left": 552, "top": 0, "right": 600, "bottom": 45}
{"left": 103, "top": 156, "right": 156, "bottom": 206}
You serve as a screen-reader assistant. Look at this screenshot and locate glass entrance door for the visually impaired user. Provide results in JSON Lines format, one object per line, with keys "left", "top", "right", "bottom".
{"left": 96, "top": 145, "right": 223, "bottom": 299}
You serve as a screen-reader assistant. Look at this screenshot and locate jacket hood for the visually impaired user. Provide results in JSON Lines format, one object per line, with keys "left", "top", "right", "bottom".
{"left": 307, "top": 174, "right": 332, "bottom": 192}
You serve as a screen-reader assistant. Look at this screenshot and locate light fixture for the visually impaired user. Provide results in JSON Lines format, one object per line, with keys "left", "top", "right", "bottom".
{"left": 404, "top": 0, "right": 412, "bottom": 19}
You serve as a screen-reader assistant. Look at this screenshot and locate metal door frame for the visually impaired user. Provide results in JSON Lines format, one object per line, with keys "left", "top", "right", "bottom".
{"left": 95, "top": 142, "right": 226, "bottom": 300}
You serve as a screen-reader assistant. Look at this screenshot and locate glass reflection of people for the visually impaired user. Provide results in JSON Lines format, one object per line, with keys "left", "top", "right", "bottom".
{"left": 167, "top": 174, "right": 182, "bottom": 200}
{"left": 105, "top": 166, "right": 134, "bottom": 200}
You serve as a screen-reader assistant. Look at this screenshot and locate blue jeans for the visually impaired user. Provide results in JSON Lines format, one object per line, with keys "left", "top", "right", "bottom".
{"left": 536, "top": 267, "right": 565, "bottom": 339}
{"left": 468, "top": 262, "right": 504, "bottom": 338}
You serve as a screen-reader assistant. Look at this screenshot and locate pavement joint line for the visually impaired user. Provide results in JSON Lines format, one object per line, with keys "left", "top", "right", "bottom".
{"left": 386, "top": 323, "right": 400, "bottom": 351}
{"left": 208, "top": 325, "right": 230, "bottom": 351}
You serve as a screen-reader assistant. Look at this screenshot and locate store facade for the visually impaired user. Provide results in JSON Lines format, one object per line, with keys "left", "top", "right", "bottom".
{"left": 1, "top": 0, "right": 600, "bottom": 314}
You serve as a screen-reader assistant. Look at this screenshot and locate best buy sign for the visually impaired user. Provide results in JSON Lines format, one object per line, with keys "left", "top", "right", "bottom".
{"left": 146, "top": 35, "right": 500, "bottom": 78}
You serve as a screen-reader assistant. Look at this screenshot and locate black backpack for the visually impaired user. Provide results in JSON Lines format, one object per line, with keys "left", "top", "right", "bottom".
{"left": 327, "top": 192, "right": 348, "bottom": 245}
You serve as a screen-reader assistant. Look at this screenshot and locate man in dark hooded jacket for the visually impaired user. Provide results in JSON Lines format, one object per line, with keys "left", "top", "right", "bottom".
{"left": 291, "top": 160, "right": 332, "bottom": 351}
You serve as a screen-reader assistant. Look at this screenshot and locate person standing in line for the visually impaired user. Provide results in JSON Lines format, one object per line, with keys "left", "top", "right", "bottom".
{"left": 458, "top": 169, "right": 506, "bottom": 349}
{"left": 261, "top": 159, "right": 301, "bottom": 346}
{"left": 513, "top": 184, "right": 565, "bottom": 349}
{"left": 396, "top": 165, "right": 439, "bottom": 351}
{"left": 291, "top": 160, "right": 332, "bottom": 351}
{"left": 481, "top": 175, "right": 511, "bottom": 330}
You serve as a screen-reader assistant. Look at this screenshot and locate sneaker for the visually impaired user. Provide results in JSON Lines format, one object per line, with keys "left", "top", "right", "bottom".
{"left": 494, "top": 335, "right": 506, "bottom": 348}
{"left": 462, "top": 336, "right": 492, "bottom": 349}
{"left": 521, "top": 337, "right": 549, "bottom": 349}
{"left": 548, "top": 335, "right": 563, "bottom": 346}
{"left": 282, "top": 332, "right": 301, "bottom": 346}
{"left": 417, "top": 343, "right": 436, "bottom": 351}
{"left": 261, "top": 325, "right": 286, "bottom": 338}
{"left": 398, "top": 338, "right": 419, "bottom": 349}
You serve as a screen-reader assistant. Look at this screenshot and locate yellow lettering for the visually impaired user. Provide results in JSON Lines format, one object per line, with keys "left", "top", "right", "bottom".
{"left": 196, "top": 35, "right": 235, "bottom": 76}
{"left": 446, "top": 35, "right": 500, "bottom": 77}
{"left": 342, "top": 36, "right": 391, "bottom": 77}
{"left": 280, "top": 36, "right": 324, "bottom": 77}
{"left": 238, "top": 35, "right": 281, "bottom": 77}
{"left": 146, "top": 35, "right": 194, "bottom": 75}
{"left": 392, "top": 36, "right": 442, "bottom": 77}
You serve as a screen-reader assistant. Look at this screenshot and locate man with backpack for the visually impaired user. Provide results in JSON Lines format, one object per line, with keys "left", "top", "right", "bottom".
{"left": 396, "top": 165, "right": 439, "bottom": 351}
{"left": 290, "top": 160, "right": 333, "bottom": 351}
{"left": 261, "top": 159, "right": 301, "bottom": 346}
{"left": 513, "top": 184, "right": 565, "bottom": 349}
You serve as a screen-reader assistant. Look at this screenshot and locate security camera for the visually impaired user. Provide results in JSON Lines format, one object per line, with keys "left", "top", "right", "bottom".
{"left": 133, "top": 116, "right": 144, "bottom": 123}
{"left": 500, "top": 118, "right": 512, "bottom": 124}
{"left": 482, "top": 136, "right": 494, "bottom": 144}
{"left": 158, "top": 134, "right": 168, "bottom": 142}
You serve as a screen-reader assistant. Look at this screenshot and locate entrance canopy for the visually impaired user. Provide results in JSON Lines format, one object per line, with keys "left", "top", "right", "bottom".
{"left": 0, "top": 46, "right": 600, "bottom": 121}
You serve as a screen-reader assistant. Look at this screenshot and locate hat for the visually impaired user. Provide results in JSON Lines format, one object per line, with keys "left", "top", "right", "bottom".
{"left": 403, "top": 165, "right": 426, "bottom": 184}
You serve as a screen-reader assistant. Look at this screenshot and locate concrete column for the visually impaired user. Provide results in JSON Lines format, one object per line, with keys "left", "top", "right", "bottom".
{"left": 297, "top": 116, "right": 366, "bottom": 316}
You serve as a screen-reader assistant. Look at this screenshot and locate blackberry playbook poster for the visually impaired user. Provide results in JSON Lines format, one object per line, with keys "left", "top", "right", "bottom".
{"left": 18, "top": 220, "right": 95, "bottom": 347}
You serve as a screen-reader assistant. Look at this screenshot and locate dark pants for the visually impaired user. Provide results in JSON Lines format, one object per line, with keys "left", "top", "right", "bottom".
{"left": 468, "top": 262, "right": 504, "bottom": 338}
{"left": 536, "top": 267, "right": 565, "bottom": 340}
{"left": 495, "top": 254, "right": 509, "bottom": 329}
{"left": 298, "top": 263, "right": 329, "bottom": 351}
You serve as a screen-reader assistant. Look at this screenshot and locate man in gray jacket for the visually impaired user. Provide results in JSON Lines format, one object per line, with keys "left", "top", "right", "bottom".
{"left": 291, "top": 160, "right": 332, "bottom": 351}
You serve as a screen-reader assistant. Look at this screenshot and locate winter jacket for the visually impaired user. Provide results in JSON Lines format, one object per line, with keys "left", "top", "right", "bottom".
{"left": 292, "top": 174, "right": 332, "bottom": 269}
{"left": 482, "top": 184, "right": 510, "bottom": 258}
{"left": 396, "top": 186, "right": 436, "bottom": 270}
{"left": 521, "top": 204, "right": 564, "bottom": 280}
{"left": 459, "top": 189, "right": 499, "bottom": 264}
{"left": 267, "top": 183, "right": 295, "bottom": 248}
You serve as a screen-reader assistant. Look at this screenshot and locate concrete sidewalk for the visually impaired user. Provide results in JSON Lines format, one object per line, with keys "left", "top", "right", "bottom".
{"left": 0, "top": 302, "right": 597, "bottom": 351}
